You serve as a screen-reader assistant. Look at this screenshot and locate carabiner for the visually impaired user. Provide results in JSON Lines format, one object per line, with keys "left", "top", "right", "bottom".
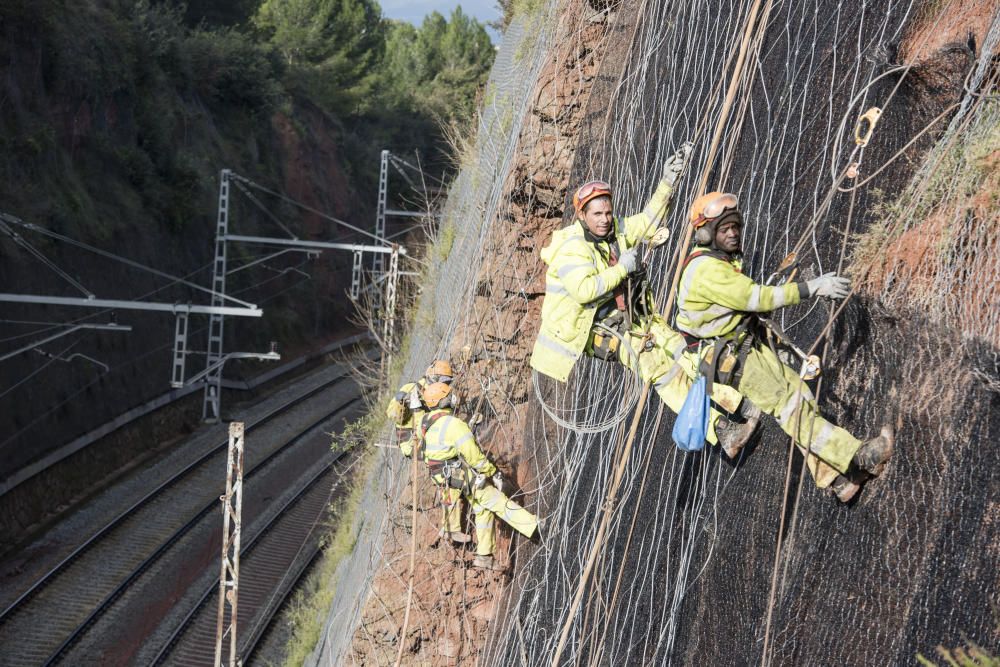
{"left": 854, "top": 107, "right": 882, "bottom": 147}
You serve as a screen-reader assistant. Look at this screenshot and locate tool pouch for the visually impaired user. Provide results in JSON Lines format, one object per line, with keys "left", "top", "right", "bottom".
{"left": 699, "top": 328, "right": 755, "bottom": 388}
{"left": 591, "top": 329, "right": 621, "bottom": 361}
{"left": 590, "top": 310, "right": 625, "bottom": 362}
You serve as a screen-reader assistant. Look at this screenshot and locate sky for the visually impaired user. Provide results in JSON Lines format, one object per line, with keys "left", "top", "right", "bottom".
{"left": 380, "top": 0, "right": 502, "bottom": 41}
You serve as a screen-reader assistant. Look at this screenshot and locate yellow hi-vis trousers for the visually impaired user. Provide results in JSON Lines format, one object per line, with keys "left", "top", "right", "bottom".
{"left": 618, "top": 316, "right": 744, "bottom": 445}
{"left": 468, "top": 484, "right": 538, "bottom": 557}
{"left": 441, "top": 486, "right": 463, "bottom": 533}
{"left": 737, "top": 344, "right": 862, "bottom": 488}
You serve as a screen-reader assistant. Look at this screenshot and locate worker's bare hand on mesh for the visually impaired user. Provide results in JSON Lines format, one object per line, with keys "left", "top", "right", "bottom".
{"left": 807, "top": 272, "right": 852, "bottom": 299}
{"left": 617, "top": 246, "right": 639, "bottom": 273}
{"left": 648, "top": 227, "right": 670, "bottom": 248}
{"left": 662, "top": 141, "right": 694, "bottom": 186}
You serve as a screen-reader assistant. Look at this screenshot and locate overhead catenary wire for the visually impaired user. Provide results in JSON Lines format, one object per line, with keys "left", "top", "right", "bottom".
{"left": 0, "top": 213, "right": 256, "bottom": 309}
{"left": 229, "top": 172, "right": 388, "bottom": 245}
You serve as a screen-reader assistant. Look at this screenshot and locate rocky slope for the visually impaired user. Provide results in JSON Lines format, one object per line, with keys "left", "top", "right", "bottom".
{"left": 333, "top": 0, "right": 1000, "bottom": 664}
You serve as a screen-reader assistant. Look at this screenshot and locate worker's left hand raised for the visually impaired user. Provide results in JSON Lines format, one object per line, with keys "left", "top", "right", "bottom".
{"left": 648, "top": 227, "right": 670, "bottom": 248}
{"left": 662, "top": 141, "right": 694, "bottom": 187}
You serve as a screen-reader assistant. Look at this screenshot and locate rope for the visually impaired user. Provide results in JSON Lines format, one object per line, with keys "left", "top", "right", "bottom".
{"left": 548, "top": 2, "right": 773, "bottom": 662}
{"left": 393, "top": 441, "right": 420, "bottom": 667}
{"left": 758, "top": 10, "right": 961, "bottom": 659}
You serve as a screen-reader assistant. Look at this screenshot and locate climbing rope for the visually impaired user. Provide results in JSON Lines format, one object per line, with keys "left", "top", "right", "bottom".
{"left": 549, "top": 1, "right": 775, "bottom": 663}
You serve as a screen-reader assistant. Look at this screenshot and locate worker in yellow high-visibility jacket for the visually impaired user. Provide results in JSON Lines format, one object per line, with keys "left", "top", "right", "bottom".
{"left": 386, "top": 360, "right": 469, "bottom": 543}
{"left": 676, "top": 191, "right": 894, "bottom": 502}
{"left": 420, "top": 382, "right": 538, "bottom": 570}
{"left": 529, "top": 143, "right": 760, "bottom": 453}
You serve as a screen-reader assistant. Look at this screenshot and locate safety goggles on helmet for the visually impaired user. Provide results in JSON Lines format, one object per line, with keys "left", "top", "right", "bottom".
{"left": 426, "top": 374, "right": 453, "bottom": 384}
{"left": 691, "top": 192, "right": 739, "bottom": 228}
{"left": 573, "top": 180, "right": 613, "bottom": 213}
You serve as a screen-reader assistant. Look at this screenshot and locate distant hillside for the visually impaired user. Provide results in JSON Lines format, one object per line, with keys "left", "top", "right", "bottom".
{"left": 0, "top": 0, "right": 493, "bottom": 477}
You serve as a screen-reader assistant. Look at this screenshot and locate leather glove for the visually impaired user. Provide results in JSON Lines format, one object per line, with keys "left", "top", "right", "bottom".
{"left": 648, "top": 227, "right": 670, "bottom": 248}
{"left": 617, "top": 246, "right": 639, "bottom": 273}
{"left": 662, "top": 141, "right": 694, "bottom": 187}
{"left": 807, "top": 272, "right": 851, "bottom": 299}
{"left": 474, "top": 472, "right": 487, "bottom": 490}
{"left": 492, "top": 472, "right": 503, "bottom": 493}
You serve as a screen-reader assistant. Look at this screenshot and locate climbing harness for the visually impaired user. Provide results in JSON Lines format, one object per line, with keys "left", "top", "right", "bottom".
{"left": 427, "top": 458, "right": 467, "bottom": 490}
{"left": 420, "top": 411, "right": 475, "bottom": 492}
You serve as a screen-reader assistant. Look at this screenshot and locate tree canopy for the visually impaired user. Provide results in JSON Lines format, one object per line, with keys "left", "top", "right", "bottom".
{"left": 379, "top": 8, "right": 494, "bottom": 121}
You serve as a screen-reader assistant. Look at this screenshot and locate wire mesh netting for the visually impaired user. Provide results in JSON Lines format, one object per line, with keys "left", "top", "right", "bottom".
{"left": 306, "top": 10, "right": 562, "bottom": 664}
{"left": 482, "top": 1, "right": 1000, "bottom": 665}
{"left": 333, "top": 0, "right": 1000, "bottom": 664}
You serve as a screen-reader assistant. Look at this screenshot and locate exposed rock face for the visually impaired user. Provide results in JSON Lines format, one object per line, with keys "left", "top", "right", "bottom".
{"left": 347, "top": 3, "right": 632, "bottom": 663}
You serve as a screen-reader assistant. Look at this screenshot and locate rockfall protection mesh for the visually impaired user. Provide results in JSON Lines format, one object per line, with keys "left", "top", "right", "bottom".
{"left": 306, "top": 11, "right": 560, "bottom": 664}
{"left": 333, "top": 0, "right": 999, "bottom": 664}
{"left": 478, "top": 1, "right": 1000, "bottom": 665}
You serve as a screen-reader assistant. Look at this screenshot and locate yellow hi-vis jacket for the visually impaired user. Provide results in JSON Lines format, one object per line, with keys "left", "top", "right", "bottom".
{"left": 675, "top": 248, "right": 809, "bottom": 339}
{"left": 420, "top": 408, "right": 496, "bottom": 476}
{"left": 530, "top": 177, "right": 675, "bottom": 382}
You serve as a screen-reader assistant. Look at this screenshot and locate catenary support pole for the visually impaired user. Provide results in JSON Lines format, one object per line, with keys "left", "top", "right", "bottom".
{"left": 203, "top": 170, "right": 231, "bottom": 423}
{"left": 215, "top": 421, "right": 244, "bottom": 667}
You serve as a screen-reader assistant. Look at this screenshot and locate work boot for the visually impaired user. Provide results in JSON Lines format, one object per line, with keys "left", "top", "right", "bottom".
{"left": 438, "top": 529, "right": 472, "bottom": 544}
{"left": 717, "top": 400, "right": 762, "bottom": 459}
{"left": 472, "top": 555, "right": 506, "bottom": 571}
{"left": 830, "top": 472, "right": 864, "bottom": 503}
{"left": 852, "top": 425, "right": 895, "bottom": 476}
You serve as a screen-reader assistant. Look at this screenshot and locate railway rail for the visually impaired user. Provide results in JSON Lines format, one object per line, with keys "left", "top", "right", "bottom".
{"left": 0, "top": 357, "right": 370, "bottom": 666}
{"left": 150, "top": 449, "right": 355, "bottom": 665}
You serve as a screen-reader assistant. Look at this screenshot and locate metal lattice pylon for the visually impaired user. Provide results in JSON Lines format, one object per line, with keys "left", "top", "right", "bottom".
{"left": 215, "top": 421, "right": 244, "bottom": 667}
{"left": 371, "top": 150, "right": 389, "bottom": 316}
{"left": 349, "top": 249, "right": 363, "bottom": 300}
{"left": 203, "top": 170, "right": 231, "bottom": 422}
{"left": 380, "top": 246, "right": 399, "bottom": 385}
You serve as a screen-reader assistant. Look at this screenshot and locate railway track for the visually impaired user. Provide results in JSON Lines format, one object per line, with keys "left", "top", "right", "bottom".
{"left": 0, "top": 360, "right": 368, "bottom": 666}
{"left": 150, "top": 450, "right": 354, "bottom": 666}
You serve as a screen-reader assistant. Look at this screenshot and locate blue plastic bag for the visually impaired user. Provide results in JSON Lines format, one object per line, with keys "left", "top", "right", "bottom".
{"left": 672, "top": 374, "right": 709, "bottom": 452}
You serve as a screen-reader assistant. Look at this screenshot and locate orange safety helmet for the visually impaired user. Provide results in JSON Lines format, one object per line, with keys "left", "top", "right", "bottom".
{"left": 422, "top": 381, "right": 454, "bottom": 409}
{"left": 425, "top": 359, "right": 453, "bottom": 381}
{"left": 573, "top": 180, "right": 613, "bottom": 214}
{"left": 689, "top": 192, "right": 740, "bottom": 245}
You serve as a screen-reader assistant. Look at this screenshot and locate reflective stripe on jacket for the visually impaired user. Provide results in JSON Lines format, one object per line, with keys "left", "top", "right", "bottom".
{"left": 421, "top": 409, "right": 496, "bottom": 476}
{"left": 530, "top": 177, "right": 675, "bottom": 382}
{"left": 676, "top": 249, "right": 805, "bottom": 339}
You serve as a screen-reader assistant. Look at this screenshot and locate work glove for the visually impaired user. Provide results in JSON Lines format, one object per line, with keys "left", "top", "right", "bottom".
{"left": 474, "top": 472, "right": 487, "bottom": 490}
{"left": 469, "top": 412, "right": 484, "bottom": 435}
{"left": 407, "top": 386, "right": 423, "bottom": 410}
{"left": 648, "top": 227, "right": 670, "bottom": 248}
{"left": 662, "top": 141, "right": 694, "bottom": 188}
{"left": 807, "top": 272, "right": 852, "bottom": 299}
{"left": 492, "top": 472, "right": 503, "bottom": 493}
{"left": 617, "top": 246, "right": 639, "bottom": 274}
